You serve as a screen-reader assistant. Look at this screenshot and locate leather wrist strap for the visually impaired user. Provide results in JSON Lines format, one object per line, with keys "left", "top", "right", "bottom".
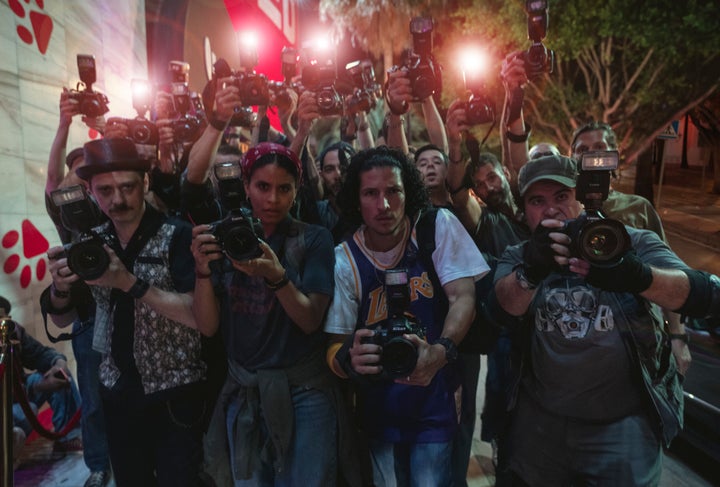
{"left": 265, "top": 271, "right": 290, "bottom": 291}
{"left": 506, "top": 122, "right": 532, "bottom": 143}
{"left": 208, "top": 114, "right": 229, "bottom": 131}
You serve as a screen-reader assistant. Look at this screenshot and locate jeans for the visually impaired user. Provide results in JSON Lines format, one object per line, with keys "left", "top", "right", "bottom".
{"left": 509, "top": 390, "right": 662, "bottom": 487}
{"left": 451, "top": 352, "right": 481, "bottom": 487}
{"left": 14, "top": 371, "right": 82, "bottom": 442}
{"left": 101, "top": 382, "right": 206, "bottom": 487}
{"left": 370, "top": 440, "right": 452, "bottom": 487}
{"left": 227, "top": 386, "right": 337, "bottom": 487}
{"left": 72, "top": 320, "right": 110, "bottom": 472}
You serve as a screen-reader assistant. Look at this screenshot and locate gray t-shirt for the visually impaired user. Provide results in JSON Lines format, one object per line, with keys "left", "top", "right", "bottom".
{"left": 496, "top": 224, "right": 688, "bottom": 421}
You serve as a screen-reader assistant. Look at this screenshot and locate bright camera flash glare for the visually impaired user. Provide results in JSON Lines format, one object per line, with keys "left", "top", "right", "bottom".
{"left": 131, "top": 79, "right": 150, "bottom": 97}
{"left": 459, "top": 48, "right": 489, "bottom": 77}
{"left": 238, "top": 32, "right": 258, "bottom": 48}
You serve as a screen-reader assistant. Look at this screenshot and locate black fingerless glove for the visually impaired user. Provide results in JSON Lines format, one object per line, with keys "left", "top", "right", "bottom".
{"left": 522, "top": 225, "right": 557, "bottom": 286}
{"left": 586, "top": 250, "right": 653, "bottom": 294}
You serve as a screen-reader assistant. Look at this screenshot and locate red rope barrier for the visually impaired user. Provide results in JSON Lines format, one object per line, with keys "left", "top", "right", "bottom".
{"left": 11, "top": 357, "right": 82, "bottom": 441}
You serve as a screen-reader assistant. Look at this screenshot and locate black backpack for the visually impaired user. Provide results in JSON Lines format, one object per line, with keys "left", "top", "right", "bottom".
{"left": 415, "top": 208, "right": 500, "bottom": 354}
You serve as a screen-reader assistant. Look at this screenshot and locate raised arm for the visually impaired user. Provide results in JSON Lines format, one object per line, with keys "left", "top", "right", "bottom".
{"left": 186, "top": 77, "right": 241, "bottom": 184}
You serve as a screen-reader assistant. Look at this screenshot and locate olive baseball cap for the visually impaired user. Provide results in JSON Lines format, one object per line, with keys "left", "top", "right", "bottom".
{"left": 518, "top": 155, "right": 578, "bottom": 196}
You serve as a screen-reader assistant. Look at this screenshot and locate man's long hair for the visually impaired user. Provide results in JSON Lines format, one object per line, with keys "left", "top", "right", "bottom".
{"left": 338, "top": 146, "right": 430, "bottom": 227}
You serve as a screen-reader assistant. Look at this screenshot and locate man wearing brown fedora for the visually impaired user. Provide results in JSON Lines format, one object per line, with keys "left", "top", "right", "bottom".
{"left": 45, "top": 137, "right": 208, "bottom": 487}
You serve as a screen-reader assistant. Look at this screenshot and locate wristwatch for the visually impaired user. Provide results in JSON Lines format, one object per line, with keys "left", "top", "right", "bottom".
{"left": 514, "top": 265, "right": 538, "bottom": 291}
{"left": 434, "top": 337, "right": 459, "bottom": 364}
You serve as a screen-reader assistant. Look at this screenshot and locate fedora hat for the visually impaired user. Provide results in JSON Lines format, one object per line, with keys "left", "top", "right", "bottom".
{"left": 76, "top": 138, "right": 151, "bottom": 180}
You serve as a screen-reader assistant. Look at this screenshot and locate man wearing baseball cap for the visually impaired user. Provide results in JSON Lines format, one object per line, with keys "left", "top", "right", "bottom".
{"left": 46, "top": 137, "right": 207, "bottom": 487}
{"left": 489, "top": 154, "right": 718, "bottom": 486}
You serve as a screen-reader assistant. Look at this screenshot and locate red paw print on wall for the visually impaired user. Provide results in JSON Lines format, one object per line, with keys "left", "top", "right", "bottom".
{"left": 10, "top": 0, "right": 54, "bottom": 55}
{"left": 2, "top": 220, "right": 50, "bottom": 289}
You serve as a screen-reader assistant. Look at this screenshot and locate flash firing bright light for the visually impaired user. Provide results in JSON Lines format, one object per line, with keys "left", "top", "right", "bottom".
{"left": 459, "top": 48, "right": 489, "bottom": 78}
{"left": 238, "top": 31, "right": 258, "bottom": 48}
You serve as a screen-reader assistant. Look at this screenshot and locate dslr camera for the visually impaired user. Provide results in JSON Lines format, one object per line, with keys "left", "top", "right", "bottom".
{"left": 51, "top": 185, "right": 110, "bottom": 280}
{"left": 167, "top": 61, "right": 203, "bottom": 143}
{"left": 68, "top": 54, "right": 110, "bottom": 118}
{"left": 462, "top": 65, "right": 495, "bottom": 126}
{"left": 108, "top": 79, "right": 158, "bottom": 155}
{"left": 302, "top": 62, "right": 343, "bottom": 116}
{"left": 404, "top": 17, "right": 440, "bottom": 101}
{"left": 562, "top": 150, "right": 631, "bottom": 266}
{"left": 208, "top": 208, "right": 264, "bottom": 262}
{"left": 522, "top": 0, "right": 555, "bottom": 80}
{"left": 361, "top": 269, "right": 426, "bottom": 379}
{"left": 343, "top": 60, "right": 378, "bottom": 114}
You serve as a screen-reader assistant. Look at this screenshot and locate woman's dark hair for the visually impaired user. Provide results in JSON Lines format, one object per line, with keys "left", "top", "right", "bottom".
{"left": 241, "top": 143, "right": 302, "bottom": 184}
{"left": 338, "top": 146, "right": 430, "bottom": 226}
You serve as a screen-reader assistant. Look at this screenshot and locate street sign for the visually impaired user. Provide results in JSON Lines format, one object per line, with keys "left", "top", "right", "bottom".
{"left": 657, "top": 120, "right": 680, "bottom": 139}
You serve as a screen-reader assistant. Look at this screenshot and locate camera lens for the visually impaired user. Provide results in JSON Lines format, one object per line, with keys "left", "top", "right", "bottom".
{"left": 578, "top": 219, "right": 631, "bottom": 265}
{"left": 222, "top": 226, "right": 262, "bottom": 261}
{"left": 382, "top": 337, "right": 418, "bottom": 377}
{"left": 67, "top": 238, "right": 110, "bottom": 280}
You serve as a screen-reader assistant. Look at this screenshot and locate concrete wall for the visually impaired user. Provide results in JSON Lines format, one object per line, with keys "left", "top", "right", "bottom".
{"left": 0, "top": 0, "right": 147, "bottom": 361}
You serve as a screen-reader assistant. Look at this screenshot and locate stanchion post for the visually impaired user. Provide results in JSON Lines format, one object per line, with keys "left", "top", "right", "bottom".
{"left": 1, "top": 316, "right": 16, "bottom": 487}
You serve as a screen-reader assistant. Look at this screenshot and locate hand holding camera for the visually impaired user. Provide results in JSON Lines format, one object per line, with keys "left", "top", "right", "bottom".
{"left": 522, "top": 220, "right": 568, "bottom": 285}
{"left": 385, "top": 67, "right": 412, "bottom": 115}
{"left": 586, "top": 250, "right": 654, "bottom": 294}
{"left": 445, "top": 99, "right": 471, "bottom": 145}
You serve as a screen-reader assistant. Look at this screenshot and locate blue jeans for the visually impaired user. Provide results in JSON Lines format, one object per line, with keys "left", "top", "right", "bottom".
{"left": 509, "top": 390, "right": 662, "bottom": 486}
{"left": 14, "top": 371, "right": 82, "bottom": 442}
{"left": 72, "top": 320, "right": 110, "bottom": 471}
{"left": 227, "top": 386, "right": 337, "bottom": 487}
{"left": 370, "top": 440, "right": 452, "bottom": 487}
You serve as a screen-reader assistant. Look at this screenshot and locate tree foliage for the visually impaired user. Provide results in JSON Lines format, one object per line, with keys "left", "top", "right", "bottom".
{"left": 320, "top": 0, "right": 720, "bottom": 164}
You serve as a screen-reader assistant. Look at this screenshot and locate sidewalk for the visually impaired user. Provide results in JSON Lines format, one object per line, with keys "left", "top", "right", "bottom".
{"left": 616, "top": 163, "right": 720, "bottom": 251}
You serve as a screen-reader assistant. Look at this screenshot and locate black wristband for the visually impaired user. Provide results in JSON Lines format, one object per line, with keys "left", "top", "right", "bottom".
{"left": 208, "top": 115, "right": 229, "bottom": 131}
{"left": 127, "top": 278, "right": 150, "bottom": 299}
{"left": 265, "top": 271, "right": 290, "bottom": 291}
{"left": 506, "top": 123, "right": 532, "bottom": 143}
{"left": 677, "top": 269, "right": 720, "bottom": 319}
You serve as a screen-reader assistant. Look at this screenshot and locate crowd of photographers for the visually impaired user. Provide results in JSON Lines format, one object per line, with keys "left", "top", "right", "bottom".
{"left": 13, "top": 4, "right": 719, "bottom": 487}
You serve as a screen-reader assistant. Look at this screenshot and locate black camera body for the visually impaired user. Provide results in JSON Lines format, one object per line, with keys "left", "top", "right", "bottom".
{"left": 462, "top": 68, "right": 495, "bottom": 126}
{"left": 167, "top": 61, "right": 204, "bottom": 143}
{"left": 343, "top": 60, "right": 378, "bottom": 114}
{"left": 109, "top": 117, "right": 158, "bottom": 146}
{"left": 405, "top": 17, "right": 440, "bottom": 101}
{"left": 361, "top": 269, "right": 425, "bottom": 378}
{"left": 563, "top": 150, "right": 631, "bottom": 266}
{"left": 69, "top": 54, "right": 110, "bottom": 118}
{"left": 523, "top": 0, "right": 555, "bottom": 80}
{"left": 302, "top": 64, "right": 343, "bottom": 116}
{"left": 208, "top": 208, "right": 264, "bottom": 262}
{"left": 234, "top": 72, "right": 271, "bottom": 107}
{"left": 172, "top": 115, "right": 203, "bottom": 143}
{"left": 464, "top": 93, "right": 496, "bottom": 126}
{"left": 524, "top": 43, "right": 555, "bottom": 80}
{"left": 51, "top": 185, "right": 110, "bottom": 280}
